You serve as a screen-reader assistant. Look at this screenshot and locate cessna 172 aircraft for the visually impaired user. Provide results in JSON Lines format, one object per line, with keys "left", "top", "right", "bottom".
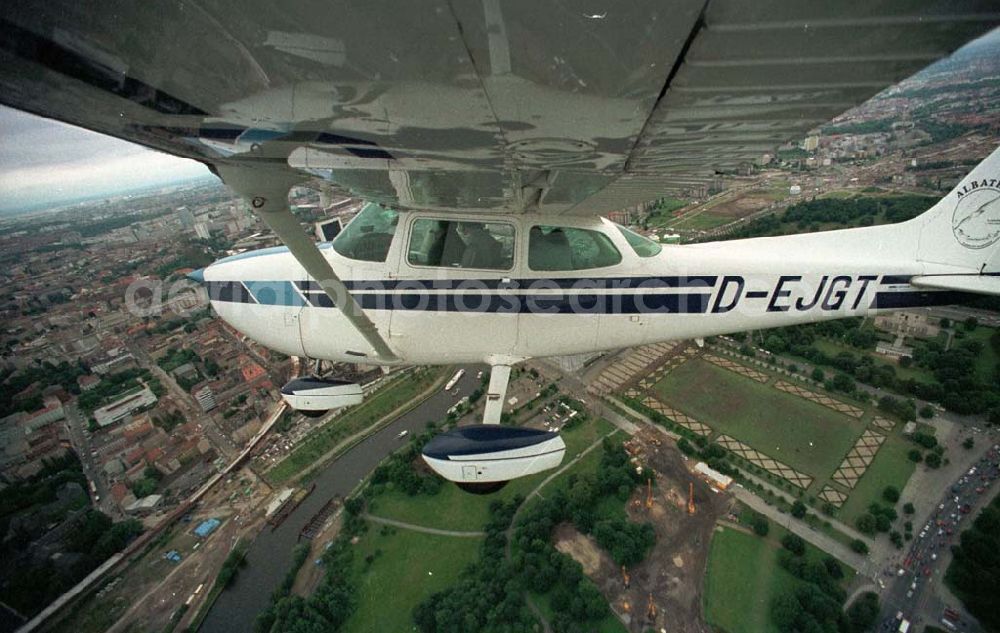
{"left": 1, "top": 1, "right": 999, "bottom": 492}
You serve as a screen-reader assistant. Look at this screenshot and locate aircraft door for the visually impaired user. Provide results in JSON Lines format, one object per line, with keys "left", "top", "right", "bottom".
{"left": 389, "top": 216, "right": 519, "bottom": 363}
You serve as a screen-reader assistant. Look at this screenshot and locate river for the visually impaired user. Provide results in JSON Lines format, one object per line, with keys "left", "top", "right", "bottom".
{"left": 199, "top": 367, "right": 479, "bottom": 633}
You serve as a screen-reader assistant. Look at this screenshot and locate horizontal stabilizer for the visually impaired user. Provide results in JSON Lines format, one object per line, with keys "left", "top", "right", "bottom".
{"left": 910, "top": 275, "right": 1000, "bottom": 296}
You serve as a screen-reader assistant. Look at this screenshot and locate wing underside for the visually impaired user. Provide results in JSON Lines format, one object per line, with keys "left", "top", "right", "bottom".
{"left": 1, "top": 1, "right": 997, "bottom": 214}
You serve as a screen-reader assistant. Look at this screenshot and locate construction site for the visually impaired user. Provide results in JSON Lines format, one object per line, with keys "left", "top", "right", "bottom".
{"left": 553, "top": 426, "right": 730, "bottom": 633}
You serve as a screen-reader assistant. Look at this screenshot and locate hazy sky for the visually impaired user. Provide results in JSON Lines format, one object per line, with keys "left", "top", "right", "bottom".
{"left": 0, "top": 106, "right": 210, "bottom": 214}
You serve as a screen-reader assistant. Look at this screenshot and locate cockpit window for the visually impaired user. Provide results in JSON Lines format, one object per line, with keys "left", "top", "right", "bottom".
{"left": 615, "top": 223, "right": 662, "bottom": 257}
{"left": 407, "top": 219, "right": 515, "bottom": 270}
{"left": 528, "top": 225, "right": 622, "bottom": 271}
{"left": 331, "top": 203, "right": 398, "bottom": 262}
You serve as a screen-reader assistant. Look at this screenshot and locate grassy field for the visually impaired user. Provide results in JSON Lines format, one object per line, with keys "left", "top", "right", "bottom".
{"left": 645, "top": 198, "right": 689, "bottom": 228}
{"left": 670, "top": 211, "right": 735, "bottom": 231}
{"left": 704, "top": 525, "right": 854, "bottom": 633}
{"left": 368, "top": 417, "right": 616, "bottom": 531}
{"left": 963, "top": 326, "right": 999, "bottom": 381}
{"left": 837, "top": 431, "right": 916, "bottom": 525}
{"left": 341, "top": 526, "right": 483, "bottom": 633}
{"left": 703, "top": 527, "right": 799, "bottom": 633}
{"left": 267, "top": 367, "right": 447, "bottom": 484}
{"left": 653, "top": 359, "right": 863, "bottom": 476}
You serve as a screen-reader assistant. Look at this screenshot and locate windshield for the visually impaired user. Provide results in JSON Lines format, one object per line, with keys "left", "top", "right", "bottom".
{"left": 615, "top": 223, "right": 662, "bottom": 257}
{"left": 331, "top": 203, "right": 399, "bottom": 262}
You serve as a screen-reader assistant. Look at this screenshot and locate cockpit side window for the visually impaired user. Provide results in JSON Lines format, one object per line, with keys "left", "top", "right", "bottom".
{"left": 331, "top": 203, "right": 399, "bottom": 262}
{"left": 407, "top": 219, "right": 515, "bottom": 270}
{"left": 528, "top": 225, "right": 622, "bottom": 271}
{"left": 615, "top": 223, "right": 662, "bottom": 257}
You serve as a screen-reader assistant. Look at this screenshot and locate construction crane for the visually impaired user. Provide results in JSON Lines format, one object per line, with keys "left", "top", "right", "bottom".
{"left": 646, "top": 593, "right": 657, "bottom": 621}
{"left": 646, "top": 478, "right": 653, "bottom": 510}
{"left": 622, "top": 565, "right": 630, "bottom": 589}
{"left": 687, "top": 482, "right": 696, "bottom": 515}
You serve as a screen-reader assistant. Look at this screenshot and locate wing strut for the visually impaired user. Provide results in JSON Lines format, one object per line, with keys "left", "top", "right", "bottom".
{"left": 482, "top": 365, "right": 511, "bottom": 425}
{"left": 215, "top": 165, "right": 399, "bottom": 364}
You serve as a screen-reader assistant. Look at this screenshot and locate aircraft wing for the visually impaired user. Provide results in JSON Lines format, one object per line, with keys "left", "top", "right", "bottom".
{"left": 1, "top": 1, "right": 997, "bottom": 215}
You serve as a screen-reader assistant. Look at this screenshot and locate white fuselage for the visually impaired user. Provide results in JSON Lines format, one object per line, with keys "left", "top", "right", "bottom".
{"left": 201, "top": 211, "right": 966, "bottom": 366}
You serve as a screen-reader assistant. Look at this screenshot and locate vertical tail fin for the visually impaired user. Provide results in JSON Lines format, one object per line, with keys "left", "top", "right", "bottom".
{"left": 913, "top": 145, "right": 1000, "bottom": 276}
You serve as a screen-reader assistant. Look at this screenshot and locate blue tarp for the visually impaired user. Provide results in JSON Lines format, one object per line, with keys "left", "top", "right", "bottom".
{"left": 193, "top": 518, "right": 221, "bottom": 538}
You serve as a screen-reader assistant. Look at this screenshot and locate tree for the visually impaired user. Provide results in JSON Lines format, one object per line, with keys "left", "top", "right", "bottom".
{"left": 925, "top": 452, "right": 942, "bottom": 468}
{"left": 875, "top": 514, "right": 892, "bottom": 532}
{"left": 908, "top": 449, "right": 923, "bottom": 463}
{"left": 765, "top": 334, "right": 789, "bottom": 354}
{"left": 753, "top": 516, "right": 770, "bottom": 537}
{"left": 832, "top": 373, "right": 856, "bottom": 393}
{"left": 845, "top": 592, "right": 880, "bottom": 633}
{"left": 811, "top": 368, "right": 825, "bottom": 382}
{"left": 822, "top": 556, "right": 843, "bottom": 580}
{"left": 945, "top": 496, "right": 1000, "bottom": 632}
{"left": 883, "top": 486, "right": 900, "bottom": 504}
{"left": 131, "top": 477, "right": 157, "bottom": 498}
{"left": 964, "top": 316, "right": 978, "bottom": 331}
{"left": 791, "top": 500, "right": 807, "bottom": 519}
{"left": 890, "top": 531, "right": 904, "bottom": 548}
{"left": 939, "top": 317, "right": 951, "bottom": 328}
{"left": 919, "top": 405, "right": 934, "bottom": 419}
{"left": 855, "top": 514, "right": 877, "bottom": 535}
{"left": 963, "top": 437, "right": 975, "bottom": 450}
{"left": 781, "top": 534, "right": 806, "bottom": 556}
{"left": 913, "top": 431, "right": 938, "bottom": 449}
{"left": 851, "top": 539, "right": 869, "bottom": 555}
{"left": 903, "top": 502, "right": 915, "bottom": 515}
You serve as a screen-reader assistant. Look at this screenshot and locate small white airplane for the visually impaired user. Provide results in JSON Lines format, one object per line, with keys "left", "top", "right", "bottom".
{"left": 195, "top": 152, "right": 1000, "bottom": 491}
{"left": 2, "top": 1, "right": 998, "bottom": 492}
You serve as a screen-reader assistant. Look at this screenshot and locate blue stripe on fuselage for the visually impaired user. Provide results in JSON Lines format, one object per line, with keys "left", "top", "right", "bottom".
{"left": 306, "top": 292, "right": 711, "bottom": 314}
{"left": 205, "top": 274, "right": 970, "bottom": 313}
{"left": 296, "top": 276, "right": 718, "bottom": 292}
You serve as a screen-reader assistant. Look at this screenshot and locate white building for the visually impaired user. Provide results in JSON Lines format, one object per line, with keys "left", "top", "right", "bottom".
{"left": 193, "top": 385, "right": 217, "bottom": 412}
{"left": 126, "top": 494, "right": 164, "bottom": 514}
{"left": 194, "top": 222, "right": 211, "bottom": 240}
{"left": 94, "top": 386, "right": 158, "bottom": 428}
{"left": 694, "top": 462, "right": 733, "bottom": 490}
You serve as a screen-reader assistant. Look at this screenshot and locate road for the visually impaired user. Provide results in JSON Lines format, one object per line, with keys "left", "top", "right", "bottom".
{"left": 925, "top": 305, "right": 1000, "bottom": 329}
{"left": 199, "top": 366, "right": 483, "bottom": 633}
{"left": 876, "top": 441, "right": 1000, "bottom": 633}
{"left": 731, "top": 486, "right": 870, "bottom": 572}
{"left": 62, "top": 401, "right": 121, "bottom": 519}
{"left": 363, "top": 514, "right": 485, "bottom": 538}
